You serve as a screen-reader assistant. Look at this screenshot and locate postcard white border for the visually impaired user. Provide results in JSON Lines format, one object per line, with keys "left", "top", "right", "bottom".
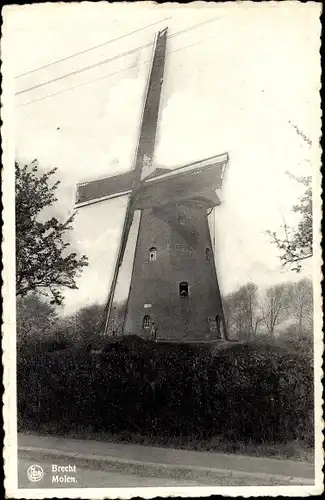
{"left": 2, "top": 1, "right": 323, "bottom": 498}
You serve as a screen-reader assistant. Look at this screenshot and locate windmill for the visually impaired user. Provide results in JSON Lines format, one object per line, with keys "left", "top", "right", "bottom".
{"left": 76, "top": 27, "right": 229, "bottom": 341}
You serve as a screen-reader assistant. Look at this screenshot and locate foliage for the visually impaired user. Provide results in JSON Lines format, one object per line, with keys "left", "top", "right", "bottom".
{"left": 266, "top": 174, "right": 312, "bottom": 272}
{"left": 59, "top": 303, "right": 106, "bottom": 341}
{"left": 77, "top": 304, "right": 105, "bottom": 336}
{"left": 16, "top": 160, "right": 88, "bottom": 304}
{"left": 16, "top": 294, "right": 58, "bottom": 342}
{"left": 105, "top": 301, "right": 127, "bottom": 335}
{"left": 17, "top": 337, "right": 313, "bottom": 445}
{"left": 277, "top": 325, "right": 313, "bottom": 363}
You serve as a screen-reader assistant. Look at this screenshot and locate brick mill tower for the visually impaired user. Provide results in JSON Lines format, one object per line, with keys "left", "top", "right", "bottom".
{"left": 76, "top": 28, "right": 229, "bottom": 341}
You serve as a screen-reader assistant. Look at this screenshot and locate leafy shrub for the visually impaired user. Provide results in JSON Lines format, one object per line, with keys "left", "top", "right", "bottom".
{"left": 276, "top": 326, "right": 313, "bottom": 360}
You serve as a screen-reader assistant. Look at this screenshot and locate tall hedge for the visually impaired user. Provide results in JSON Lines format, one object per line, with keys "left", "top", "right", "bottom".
{"left": 17, "top": 336, "right": 313, "bottom": 445}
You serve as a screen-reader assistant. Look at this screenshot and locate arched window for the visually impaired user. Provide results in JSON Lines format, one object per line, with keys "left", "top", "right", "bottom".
{"left": 149, "top": 247, "right": 157, "bottom": 262}
{"left": 178, "top": 214, "right": 185, "bottom": 225}
{"left": 179, "top": 282, "right": 189, "bottom": 298}
{"left": 205, "top": 248, "right": 211, "bottom": 262}
{"left": 143, "top": 315, "right": 151, "bottom": 329}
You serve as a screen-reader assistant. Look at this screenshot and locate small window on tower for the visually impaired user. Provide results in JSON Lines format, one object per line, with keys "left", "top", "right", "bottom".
{"left": 179, "top": 282, "right": 189, "bottom": 298}
{"left": 178, "top": 215, "right": 185, "bottom": 225}
{"left": 149, "top": 247, "right": 157, "bottom": 262}
{"left": 143, "top": 315, "right": 151, "bottom": 329}
{"left": 206, "top": 248, "right": 211, "bottom": 262}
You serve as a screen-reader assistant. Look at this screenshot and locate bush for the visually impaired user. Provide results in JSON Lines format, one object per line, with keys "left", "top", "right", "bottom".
{"left": 276, "top": 326, "right": 313, "bottom": 360}
{"left": 17, "top": 336, "right": 313, "bottom": 445}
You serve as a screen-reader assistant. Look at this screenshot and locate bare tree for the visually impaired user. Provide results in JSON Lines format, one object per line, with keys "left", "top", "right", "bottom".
{"left": 244, "top": 283, "right": 265, "bottom": 339}
{"left": 223, "top": 283, "right": 263, "bottom": 340}
{"left": 261, "top": 283, "right": 291, "bottom": 337}
{"left": 288, "top": 278, "right": 313, "bottom": 334}
{"left": 223, "top": 290, "right": 245, "bottom": 340}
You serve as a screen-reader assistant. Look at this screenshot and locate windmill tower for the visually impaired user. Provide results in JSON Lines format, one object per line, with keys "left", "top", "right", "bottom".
{"left": 76, "top": 28, "right": 229, "bottom": 341}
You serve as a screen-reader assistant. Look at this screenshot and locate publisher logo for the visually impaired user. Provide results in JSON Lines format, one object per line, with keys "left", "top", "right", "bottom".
{"left": 27, "top": 464, "right": 44, "bottom": 482}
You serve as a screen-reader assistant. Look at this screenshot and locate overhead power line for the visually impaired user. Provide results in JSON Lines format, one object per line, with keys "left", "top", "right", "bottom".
{"left": 17, "top": 36, "right": 213, "bottom": 109}
{"left": 16, "top": 42, "right": 153, "bottom": 96}
{"left": 15, "top": 17, "right": 172, "bottom": 79}
{"left": 16, "top": 16, "right": 221, "bottom": 97}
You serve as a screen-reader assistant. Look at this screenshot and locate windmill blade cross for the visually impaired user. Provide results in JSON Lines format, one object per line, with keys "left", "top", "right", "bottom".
{"left": 103, "top": 27, "right": 168, "bottom": 333}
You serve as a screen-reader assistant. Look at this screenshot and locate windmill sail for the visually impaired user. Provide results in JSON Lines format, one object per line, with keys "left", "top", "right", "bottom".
{"left": 103, "top": 28, "right": 168, "bottom": 333}
{"left": 134, "top": 27, "right": 167, "bottom": 182}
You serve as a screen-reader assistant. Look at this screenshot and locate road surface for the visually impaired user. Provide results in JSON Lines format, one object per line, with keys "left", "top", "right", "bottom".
{"left": 19, "top": 459, "right": 204, "bottom": 488}
{"left": 17, "top": 434, "right": 315, "bottom": 488}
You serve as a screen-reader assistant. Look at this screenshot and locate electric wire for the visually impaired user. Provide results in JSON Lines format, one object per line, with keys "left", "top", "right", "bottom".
{"left": 15, "top": 17, "right": 172, "bottom": 78}
{"left": 16, "top": 16, "right": 221, "bottom": 97}
{"left": 16, "top": 42, "right": 153, "bottom": 96}
{"left": 17, "top": 36, "right": 212, "bottom": 109}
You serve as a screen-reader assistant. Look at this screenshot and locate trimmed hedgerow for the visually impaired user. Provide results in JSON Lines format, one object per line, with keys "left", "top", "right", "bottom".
{"left": 17, "top": 336, "right": 313, "bottom": 445}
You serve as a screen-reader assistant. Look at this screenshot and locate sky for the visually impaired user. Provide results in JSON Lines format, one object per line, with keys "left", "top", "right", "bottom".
{"left": 7, "top": 2, "right": 321, "bottom": 314}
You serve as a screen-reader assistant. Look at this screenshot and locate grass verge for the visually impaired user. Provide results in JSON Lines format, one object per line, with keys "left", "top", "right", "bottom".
{"left": 19, "top": 421, "right": 314, "bottom": 463}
